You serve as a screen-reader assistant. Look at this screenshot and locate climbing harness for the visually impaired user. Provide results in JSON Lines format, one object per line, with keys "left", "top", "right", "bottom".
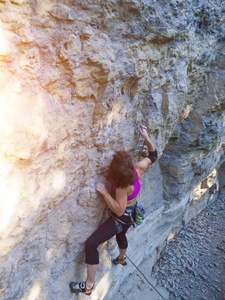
{"left": 121, "top": 250, "right": 167, "bottom": 300}
{"left": 109, "top": 202, "right": 147, "bottom": 233}
{"left": 108, "top": 205, "right": 136, "bottom": 234}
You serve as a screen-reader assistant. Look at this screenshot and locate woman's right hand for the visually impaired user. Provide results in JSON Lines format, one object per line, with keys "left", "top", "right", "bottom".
{"left": 139, "top": 127, "right": 150, "bottom": 141}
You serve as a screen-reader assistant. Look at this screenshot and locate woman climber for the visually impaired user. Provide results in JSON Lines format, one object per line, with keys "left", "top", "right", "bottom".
{"left": 69, "top": 126, "right": 158, "bottom": 296}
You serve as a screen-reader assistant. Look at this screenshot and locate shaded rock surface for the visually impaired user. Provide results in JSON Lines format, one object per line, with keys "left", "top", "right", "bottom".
{"left": 0, "top": 0, "right": 224, "bottom": 299}
{"left": 112, "top": 190, "right": 225, "bottom": 300}
{"left": 153, "top": 190, "right": 225, "bottom": 300}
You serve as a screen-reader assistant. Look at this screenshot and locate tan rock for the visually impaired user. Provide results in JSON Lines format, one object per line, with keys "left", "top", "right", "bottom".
{"left": 0, "top": 1, "right": 224, "bottom": 299}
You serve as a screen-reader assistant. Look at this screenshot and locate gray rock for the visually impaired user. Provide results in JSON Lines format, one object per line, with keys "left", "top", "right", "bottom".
{"left": 0, "top": 0, "right": 224, "bottom": 299}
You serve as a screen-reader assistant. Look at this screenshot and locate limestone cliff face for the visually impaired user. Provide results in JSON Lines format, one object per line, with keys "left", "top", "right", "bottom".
{"left": 0, "top": 0, "right": 224, "bottom": 299}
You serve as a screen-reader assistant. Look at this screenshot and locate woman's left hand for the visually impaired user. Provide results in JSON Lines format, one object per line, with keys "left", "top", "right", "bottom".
{"left": 96, "top": 183, "right": 108, "bottom": 197}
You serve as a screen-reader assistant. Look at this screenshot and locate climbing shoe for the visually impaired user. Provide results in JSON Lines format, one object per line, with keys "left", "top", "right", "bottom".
{"left": 112, "top": 257, "right": 127, "bottom": 266}
{"left": 69, "top": 281, "right": 93, "bottom": 296}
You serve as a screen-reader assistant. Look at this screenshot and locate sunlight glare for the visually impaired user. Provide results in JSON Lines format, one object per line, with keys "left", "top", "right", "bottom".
{"left": 106, "top": 102, "right": 121, "bottom": 126}
{"left": 0, "top": 72, "right": 48, "bottom": 238}
{"left": 167, "top": 232, "right": 175, "bottom": 241}
{"left": 53, "top": 170, "right": 66, "bottom": 193}
{"left": 0, "top": 27, "right": 11, "bottom": 55}
{"left": 92, "top": 272, "right": 110, "bottom": 300}
{"left": 0, "top": 79, "right": 48, "bottom": 159}
{"left": 0, "top": 158, "right": 22, "bottom": 238}
{"left": 24, "top": 282, "right": 41, "bottom": 300}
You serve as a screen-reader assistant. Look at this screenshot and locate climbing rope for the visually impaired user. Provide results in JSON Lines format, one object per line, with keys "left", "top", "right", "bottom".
{"left": 121, "top": 250, "right": 167, "bottom": 300}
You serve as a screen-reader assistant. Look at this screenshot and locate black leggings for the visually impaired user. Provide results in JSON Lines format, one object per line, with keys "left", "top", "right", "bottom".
{"left": 85, "top": 215, "right": 131, "bottom": 265}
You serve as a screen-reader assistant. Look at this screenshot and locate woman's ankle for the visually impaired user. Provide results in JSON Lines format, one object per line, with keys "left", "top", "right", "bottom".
{"left": 118, "top": 255, "right": 125, "bottom": 260}
{"left": 119, "top": 249, "right": 127, "bottom": 260}
{"left": 86, "top": 280, "right": 93, "bottom": 290}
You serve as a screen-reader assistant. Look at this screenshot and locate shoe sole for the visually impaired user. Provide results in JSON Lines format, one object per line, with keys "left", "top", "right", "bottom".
{"left": 113, "top": 261, "right": 127, "bottom": 266}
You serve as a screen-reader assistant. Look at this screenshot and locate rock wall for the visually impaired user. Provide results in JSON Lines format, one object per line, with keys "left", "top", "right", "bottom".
{"left": 0, "top": 0, "right": 224, "bottom": 299}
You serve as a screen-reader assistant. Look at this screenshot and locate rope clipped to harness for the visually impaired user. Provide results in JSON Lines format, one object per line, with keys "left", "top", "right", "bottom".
{"left": 109, "top": 202, "right": 146, "bottom": 234}
{"left": 108, "top": 207, "right": 135, "bottom": 234}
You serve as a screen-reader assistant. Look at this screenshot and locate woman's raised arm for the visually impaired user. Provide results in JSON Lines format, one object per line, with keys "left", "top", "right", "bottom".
{"left": 134, "top": 127, "right": 158, "bottom": 179}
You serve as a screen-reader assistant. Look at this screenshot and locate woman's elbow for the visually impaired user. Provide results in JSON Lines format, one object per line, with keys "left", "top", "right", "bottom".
{"left": 116, "top": 209, "right": 125, "bottom": 217}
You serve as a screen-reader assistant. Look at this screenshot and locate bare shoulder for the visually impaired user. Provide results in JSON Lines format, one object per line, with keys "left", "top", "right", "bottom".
{"left": 134, "top": 158, "right": 152, "bottom": 172}
{"left": 134, "top": 165, "right": 142, "bottom": 177}
{"left": 115, "top": 186, "right": 129, "bottom": 195}
{"left": 134, "top": 165, "right": 144, "bottom": 182}
{"left": 134, "top": 158, "right": 152, "bottom": 181}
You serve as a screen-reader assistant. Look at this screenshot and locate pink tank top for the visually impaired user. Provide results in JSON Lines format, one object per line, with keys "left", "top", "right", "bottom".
{"left": 113, "top": 169, "right": 141, "bottom": 201}
{"left": 127, "top": 169, "right": 141, "bottom": 201}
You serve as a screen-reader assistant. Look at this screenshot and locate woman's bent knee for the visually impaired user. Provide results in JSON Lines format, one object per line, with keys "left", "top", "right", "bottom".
{"left": 85, "top": 237, "right": 99, "bottom": 265}
{"left": 116, "top": 234, "right": 128, "bottom": 249}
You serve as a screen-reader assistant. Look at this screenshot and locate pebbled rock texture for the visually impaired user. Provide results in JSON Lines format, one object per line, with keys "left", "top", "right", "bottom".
{"left": 153, "top": 189, "right": 225, "bottom": 300}
{"left": 0, "top": 0, "right": 224, "bottom": 299}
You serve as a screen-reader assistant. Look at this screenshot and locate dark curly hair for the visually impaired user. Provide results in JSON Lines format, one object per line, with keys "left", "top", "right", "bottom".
{"left": 106, "top": 150, "right": 136, "bottom": 188}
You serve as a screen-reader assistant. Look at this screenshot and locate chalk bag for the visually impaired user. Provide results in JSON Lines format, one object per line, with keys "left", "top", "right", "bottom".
{"left": 135, "top": 204, "right": 146, "bottom": 225}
